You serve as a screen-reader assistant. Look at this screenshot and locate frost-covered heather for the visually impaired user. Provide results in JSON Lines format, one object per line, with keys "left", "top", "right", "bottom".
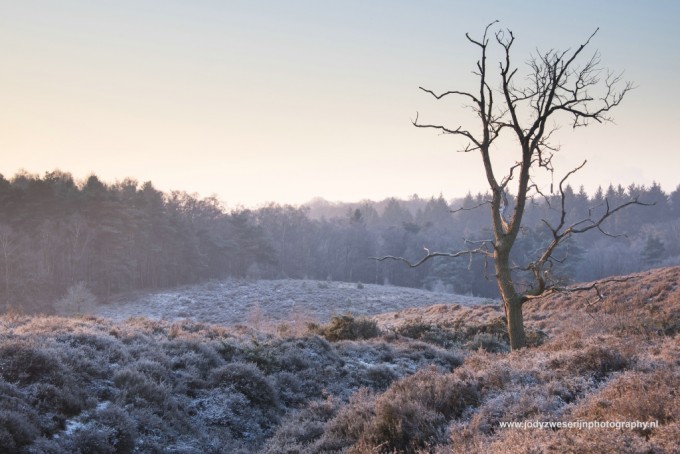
{"left": 96, "top": 279, "right": 488, "bottom": 326}
{"left": 1, "top": 267, "right": 678, "bottom": 453}
{"left": 0, "top": 314, "right": 464, "bottom": 453}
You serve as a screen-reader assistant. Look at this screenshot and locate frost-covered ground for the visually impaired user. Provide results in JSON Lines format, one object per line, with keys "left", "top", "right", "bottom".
{"left": 2, "top": 268, "right": 679, "bottom": 453}
{"left": 96, "top": 279, "right": 490, "bottom": 326}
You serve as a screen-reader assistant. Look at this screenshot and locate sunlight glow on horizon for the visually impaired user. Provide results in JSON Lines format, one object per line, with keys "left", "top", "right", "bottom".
{"left": 2, "top": 1, "right": 679, "bottom": 207}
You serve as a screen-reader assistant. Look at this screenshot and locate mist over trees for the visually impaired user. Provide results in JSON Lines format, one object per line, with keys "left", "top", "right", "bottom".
{"left": 1, "top": 170, "right": 679, "bottom": 314}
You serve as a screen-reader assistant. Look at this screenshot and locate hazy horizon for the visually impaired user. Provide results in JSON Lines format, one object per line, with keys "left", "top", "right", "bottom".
{"left": 5, "top": 166, "right": 677, "bottom": 212}
{"left": 2, "top": 1, "right": 679, "bottom": 207}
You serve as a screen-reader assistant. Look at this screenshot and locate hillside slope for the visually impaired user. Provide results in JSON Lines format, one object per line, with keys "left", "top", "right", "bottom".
{"left": 375, "top": 266, "right": 680, "bottom": 338}
{"left": 95, "top": 279, "right": 488, "bottom": 327}
{"left": 1, "top": 268, "right": 678, "bottom": 453}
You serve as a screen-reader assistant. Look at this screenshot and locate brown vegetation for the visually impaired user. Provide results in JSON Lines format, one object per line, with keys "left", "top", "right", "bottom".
{"left": 0, "top": 267, "right": 678, "bottom": 452}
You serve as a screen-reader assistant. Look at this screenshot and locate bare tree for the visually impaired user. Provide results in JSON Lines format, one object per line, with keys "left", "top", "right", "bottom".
{"left": 374, "top": 22, "right": 644, "bottom": 350}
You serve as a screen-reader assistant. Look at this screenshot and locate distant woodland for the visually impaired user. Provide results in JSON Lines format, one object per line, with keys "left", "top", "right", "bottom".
{"left": 1, "top": 170, "right": 679, "bottom": 313}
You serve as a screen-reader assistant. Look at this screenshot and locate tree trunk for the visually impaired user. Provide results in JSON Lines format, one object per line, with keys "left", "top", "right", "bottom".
{"left": 505, "top": 297, "right": 526, "bottom": 350}
{"left": 495, "top": 244, "right": 527, "bottom": 350}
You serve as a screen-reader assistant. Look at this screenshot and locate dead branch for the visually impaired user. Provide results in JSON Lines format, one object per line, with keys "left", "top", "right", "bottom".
{"left": 523, "top": 160, "right": 653, "bottom": 296}
{"left": 412, "top": 112, "right": 481, "bottom": 152}
{"left": 419, "top": 86, "right": 479, "bottom": 104}
{"left": 450, "top": 200, "right": 491, "bottom": 214}
{"left": 370, "top": 241, "right": 492, "bottom": 268}
{"left": 522, "top": 275, "right": 636, "bottom": 302}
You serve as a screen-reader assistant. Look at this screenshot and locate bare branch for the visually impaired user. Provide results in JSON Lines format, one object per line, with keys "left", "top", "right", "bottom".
{"left": 570, "top": 197, "right": 654, "bottom": 235}
{"left": 419, "top": 86, "right": 479, "bottom": 104}
{"left": 465, "top": 20, "right": 499, "bottom": 48}
{"left": 500, "top": 162, "right": 522, "bottom": 189}
{"left": 450, "top": 200, "right": 491, "bottom": 214}
{"left": 523, "top": 275, "right": 636, "bottom": 302}
{"left": 523, "top": 161, "right": 652, "bottom": 297}
{"left": 370, "top": 241, "right": 493, "bottom": 268}
{"left": 412, "top": 112, "right": 481, "bottom": 151}
{"left": 406, "top": 22, "right": 640, "bottom": 350}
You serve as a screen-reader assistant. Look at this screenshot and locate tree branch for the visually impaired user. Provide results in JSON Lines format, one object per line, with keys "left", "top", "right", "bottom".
{"left": 523, "top": 276, "right": 636, "bottom": 302}
{"left": 412, "top": 112, "right": 481, "bottom": 151}
{"left": 450, "top": 200, "right": 491, "bottom": 214}
{"left": 419, "top": 86, "right": 479, "bottom": 104}
{"left": 522, "top": 161, "right": 653, "bottom": 298}
{"left": 370, "top": 241, "right": 493, "bottom": 268}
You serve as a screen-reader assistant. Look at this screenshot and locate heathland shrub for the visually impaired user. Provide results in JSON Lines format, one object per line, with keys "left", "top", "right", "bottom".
{"left": 0, "top": 341, "right": 64, "bottom": 386}
{"left": 262, "top": 398, "right": 339, "bottom": 453}
{"left": 67, "top": 428, "right": 120, "bottom": 454}
{"left": 394, "top": 317, "right": 542, "bottom": 352}
{"left": 113, "top": 367, "right": 170, "bottom": 406}
{"left": 0, "top": 411, "right": 40, "bottom": 454}
{"left": 362, "top": 365, "right": 398, "bottom": 390}
{"left": 352, "top": 368, "right": 480, "bottom": 452}
{"left": 359, "top": 397, "right": 443, "bottom": 453}
{"left": 164, "top": 338, "right": 223, "bottom": 376}
{"left": 462, "top": 385, "right": 564, "bottom": 437}
{"left": 4, "top": 278, "right": 677, "bottom": 454}
{"left": 548, "top": 343, "right": 629, "bottom": 380}
{"left": 318, "top": 388, "right": 376, "bottom": 451}
{"left": 210, "top": 362, "right": 279, "bottom": 409}
{"left": 52, "top": 404, "right": 138, "bottom": 454}
{"left": 571, "top": 368, "right": 679, "bottom": 430}
{"left": 311, "top": 314, "right": 380, "bottom": 341}
{"left": 33, "top": 382, "right": 87, "bottom": 418}
{"left": 396, "top": 319, "right": 459, "bottom": 348}
{"left": 56, "top": 333, "right": 130, "bottom": 379}
{"left": 272, "top": 371, "right": 308, "bottom": 407}
{"left": 465, "top": 332, "right": 509, "bottom": 353}
{"left": 90, "top": 404, "right": 137, "bottom": 453}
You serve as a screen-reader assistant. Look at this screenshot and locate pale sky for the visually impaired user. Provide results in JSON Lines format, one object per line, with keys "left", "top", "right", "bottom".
{"left": 1, "top": 1, "right": 679, "bottom": 207}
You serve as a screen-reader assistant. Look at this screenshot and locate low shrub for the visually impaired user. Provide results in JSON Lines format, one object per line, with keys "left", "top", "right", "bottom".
{"left": 318, "top": 389, "right": 376, "bottom": 451}
{"left": 0, "top": 341, "right": 64, "bottom": 386}
{"left": 549, "top": 343, "right": 629, "bottom": 380}
{"left": 337, "top": 369, "right": 480, "bottom": 452}
{"left": 33, "top": 382, "right": 87, "bottom": 417}
{"left": 262, "top": 398, "right": 339, "bottom": 453}
{"left": 312, "top": 314, "right": 380, "bottom": 341}
{"left": 90, "top": 404, "right": 137, "bottom": 453}
{"left": 457, "top": 317, "right": 509, "bottom": 343}
{"left": 465, "top": 333, "right": 509, "bottom": 353}
{"left": 363, "top": 365, "right": 398, "bottom": 390}
{"left": 272, "top": 372, "right": 308, "bottom": 407}
{"left": 396, "top": 319, "right": 459, "bottom": 348}
{"left": 0, "top": 410, "right": 40, "bottom": 454}
{"left": 113, "top": 368, "right": 170, "bottom": 406}
{"left": 360, "top": 397, "right": 443, "bottom": 453}
{"left": 210, "top": 362, "right": 279, "bottom": 409}
{"left": 461, "top": 385, "right": 564, "bottom": 438}
{"left": 571, "top": 368, "right": 679, "bottom": 432}
{"left": 395, "top": 317, "right": 526, "bottom": 352}
{"left": 525, "top": 328, "right": 549, "bottom": 347}
{"left": 51, "top": 404, "right": 138, "bottom": 454}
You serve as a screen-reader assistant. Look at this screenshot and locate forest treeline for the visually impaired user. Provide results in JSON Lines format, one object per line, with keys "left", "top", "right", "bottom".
{"left": 1, "top": 170, "right": 679, "bottom": 313}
